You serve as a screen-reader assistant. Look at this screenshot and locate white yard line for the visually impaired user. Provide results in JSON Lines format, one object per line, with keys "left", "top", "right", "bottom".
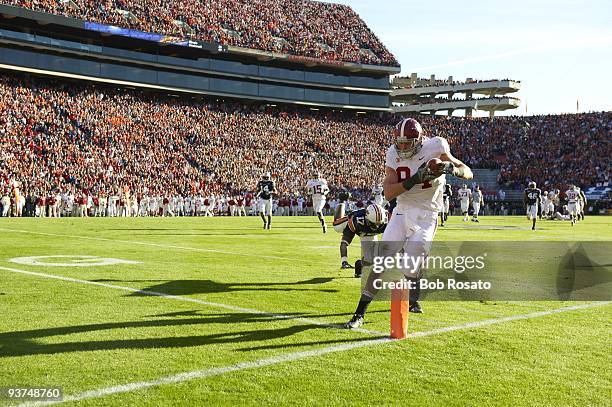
{"left": 0, "top": 228, "right": 303, "bottom": 261}
{"left": 0, "top": 266, "right": 384, "bottom": 337}
{"left": 16, "top": 301, "right": 610, "bottom": 407}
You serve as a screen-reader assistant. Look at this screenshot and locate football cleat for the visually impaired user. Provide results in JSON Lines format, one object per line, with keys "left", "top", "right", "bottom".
{"left": 409, "top": 302, "right": 423, "bottom": 314}
{"left": 344, "top": 314, "right": 364, "bottom": 329}
{"left": 341, "top": 261, "right": 354, "bottom": 269}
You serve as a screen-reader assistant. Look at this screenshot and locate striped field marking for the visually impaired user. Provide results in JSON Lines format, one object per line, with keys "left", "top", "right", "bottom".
{"left": 15, "top": 301, "right": 610, "bottom": 406}
{"left": 0, "top": 265, "right": 385, "bottom": 337}
{"left": 0, "top": 227, "right": 304, "bottom": 261}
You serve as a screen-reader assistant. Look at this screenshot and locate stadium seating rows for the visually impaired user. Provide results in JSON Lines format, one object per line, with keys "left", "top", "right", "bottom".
{"left": 1, "top": 73, "right": 610, "bottom": 200}
{"left": 1, "top": 0, "right": 398, "bottom": 66}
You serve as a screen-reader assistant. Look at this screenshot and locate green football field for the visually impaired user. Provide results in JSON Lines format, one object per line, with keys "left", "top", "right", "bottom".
{"left": 0, "top": 216, "right": 610, "bottom": 406}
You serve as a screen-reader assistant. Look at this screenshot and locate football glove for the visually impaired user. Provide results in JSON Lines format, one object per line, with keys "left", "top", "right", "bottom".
{"left": 441, "top": 162, "right": 467, "bottom": 178}
{"left": 401, "top": 166, "right": 437, "bottom": 191}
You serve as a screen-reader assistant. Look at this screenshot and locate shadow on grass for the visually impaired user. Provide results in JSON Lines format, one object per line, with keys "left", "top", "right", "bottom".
{"left": 89, "top": 278, "right": 339, "bottom": 295}
{"left": 0, "top": 312, "right": 379, "bottom": 357}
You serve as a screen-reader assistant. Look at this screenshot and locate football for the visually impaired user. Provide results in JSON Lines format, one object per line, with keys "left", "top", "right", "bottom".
{"left": 427, "top": 158, "right": 443, "bottom": 174}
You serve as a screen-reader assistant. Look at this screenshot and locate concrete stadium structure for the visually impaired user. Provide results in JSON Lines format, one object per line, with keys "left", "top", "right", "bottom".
{"left": 392, "top": 74, "right": 521, "bottom": 117}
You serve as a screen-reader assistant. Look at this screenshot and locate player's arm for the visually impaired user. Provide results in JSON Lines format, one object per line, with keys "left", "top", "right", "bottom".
{"left": 438, "top": 151, "right": 473, "bottom": 180}
{"left": 382, "top": 166, "right": 406, "bottom": 201}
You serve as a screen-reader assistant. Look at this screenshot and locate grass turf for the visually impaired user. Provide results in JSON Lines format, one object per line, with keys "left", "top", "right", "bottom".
{"left": 0, "top": 215, "right": 610, "bottom": 406}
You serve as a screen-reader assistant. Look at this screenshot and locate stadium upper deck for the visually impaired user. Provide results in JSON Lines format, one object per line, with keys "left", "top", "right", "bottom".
{"left": 0, "top": 0, "right": 398, "bottom": 67}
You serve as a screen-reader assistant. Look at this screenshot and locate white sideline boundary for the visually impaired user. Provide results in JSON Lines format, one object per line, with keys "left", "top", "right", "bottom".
{"left": 15, "top": 301, "right": 610, "bottom": 407}
{"left": 0, "top": 266, "right": 385, "bottom": 336}
{"left": 0, "top": 228, "right": 303, "bottom": 261}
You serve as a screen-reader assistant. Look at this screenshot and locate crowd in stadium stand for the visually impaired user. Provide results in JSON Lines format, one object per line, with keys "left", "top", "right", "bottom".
{"left": 1, "top": 73, "right": 610, "bottom": 217}
{"left": 1, "top": 0, "right": 398, "bottom": 66}
{"left": 394, "top": 77, "right": 520, "bottom": 89}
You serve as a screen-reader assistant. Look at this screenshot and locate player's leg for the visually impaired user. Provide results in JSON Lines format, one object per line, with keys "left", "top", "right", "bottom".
{"left": 339, "top": 228, "right": 354, "bottom": 270}
{"left": 258, "top": 199, "right": 267, "bottom": 228}
{"left": 472, "top": 203, "right": 480, "bottom": 222}
{"left": 266, "top": 200, "right": 272, "bottom": 229}
{"left": 529, "top": 205, "right": 537, "bottom": 230}
{"left": 461, "top": 202, "right": 468, "bottom": 221}
{"left": 345, "top": 209, "right": 406, "bottom": 328}
{"left": 334, "top": 202, "right": 346, "bottom": 221}
{"left": 357, "top": 235, "right": 376, "bottom": 279}
{"left": 315, "top": 198, "right": 326, "bottom": 233}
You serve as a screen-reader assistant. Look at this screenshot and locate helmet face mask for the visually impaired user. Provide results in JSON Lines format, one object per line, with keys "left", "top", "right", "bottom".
{"left": 263, "top": 172, "right": 271, "bottom": 180}
{"left": 394, "top": 118, "right": 423, "bottom": 159}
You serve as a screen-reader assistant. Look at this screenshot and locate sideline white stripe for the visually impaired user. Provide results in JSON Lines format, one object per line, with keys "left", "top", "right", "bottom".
{"left": 0, "top": 266, "right": 384, "bottom": 336}
{"left": 16, "top": 301, "right": 610, "bottom": 407}
{"left": 0, "top": 228, "right": 302, "bottom": 261}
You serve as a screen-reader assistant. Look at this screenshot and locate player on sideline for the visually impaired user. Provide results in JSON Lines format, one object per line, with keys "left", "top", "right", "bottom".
{"left": 371, "top": 183, "right": 385, "bottom": 206}
{"left": 541, "top": 191, "right": 550, "bottom": 219}
{"left": 440, "top": 181, "right": 452, "bottom": 226}
{"left": 345, "top": 118, "right": 472, "bottom": 328}
{"left": 524, "top": 181, "right": 541, "bottom": 230}
{"left": 471, "top": 185, "right": 484, "bottom": 222}
{"left": 458, "top": 184, "right": 471, "bottom": 221}
{"left": 256, "top": 172, "right": 277, "bottom": 229}
{"left": 578, "top": 187, "right": 587, "bottom": 221}
{"left": 333, "top": 203, "right": 388, "bottom": 274}
{"left": 306, "top": 172, "right": 330, "bottom": 233}
{"left": 565, "top": 185, "right": 580, "bottom": 226}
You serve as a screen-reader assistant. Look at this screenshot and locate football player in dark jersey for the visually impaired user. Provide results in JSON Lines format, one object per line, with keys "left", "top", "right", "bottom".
{"left": 333, "top": 203, "right": 388, "bottom": 277}
{"left": 524, "top": 181, "right": 542, "bottom": 230}
{"left": 440, "top": 183, "right": 452, "bottom": 226}
{"left": 578, "top": 188, "right": 587, "bottom": 221}
{"left": 256, "top": 172, "right": 277, "bottom": 230}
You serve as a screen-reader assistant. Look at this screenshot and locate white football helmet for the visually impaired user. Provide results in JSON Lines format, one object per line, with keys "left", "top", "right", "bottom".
{"left": 365, "top": 204, "right": 387, "bottom": 226}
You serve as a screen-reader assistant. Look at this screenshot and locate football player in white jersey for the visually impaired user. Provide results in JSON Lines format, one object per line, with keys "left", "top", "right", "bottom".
{"left": 577, "top": 187, "right": 587, "bottom": 221}
{"left": 346, "top": 118, "right": 472, "bottom": 328}
{"left": 306, "top": 172, "right": 330, "bottom": 233}
{"left": 565, "top": 185, "right": 580, "bottom": 226}
{"left": 371, "top": 184, "right": 385, "bottom": 206}
{"left": 471, "top": 185, "right": 484, "bottom": 222}
{"left": 541, "top": 191, "right": 550, "bottom": 219}
{"left": 458, "top": 184, "right": 472, "bottom": 221}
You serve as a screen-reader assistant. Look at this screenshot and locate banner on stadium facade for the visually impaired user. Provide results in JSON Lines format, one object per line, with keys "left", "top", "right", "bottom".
{"left": 84, "top": 22, "right": 227, "bottom": 53}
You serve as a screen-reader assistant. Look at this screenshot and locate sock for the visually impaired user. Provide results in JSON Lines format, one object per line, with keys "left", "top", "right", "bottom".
{"left": 260, "top": 213, "right": 266, "bottom": 224}
{"left": 409, "top": 279, "right": 421, "bottom": 304}
{"left": 355, "top": 293, "right": 373, "bottom": 316}
{"left": 267, "top": 215, "right": 272, "bottom": 225}
{"left": 532, "top": 219, "right": 536, "bottom": 229}
{"left": 317, "top": 213, "right": 324, "bottom": 223}
{"left": 341, "top": 256, "right": 348, "bottom": 263}
{"left": 340, "top": 242, "right": 348, "bottom": 259}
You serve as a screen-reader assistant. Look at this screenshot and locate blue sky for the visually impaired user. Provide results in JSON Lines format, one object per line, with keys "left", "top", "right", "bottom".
{"left": 324, "top": 0, "right": 612, "bottom": 116}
